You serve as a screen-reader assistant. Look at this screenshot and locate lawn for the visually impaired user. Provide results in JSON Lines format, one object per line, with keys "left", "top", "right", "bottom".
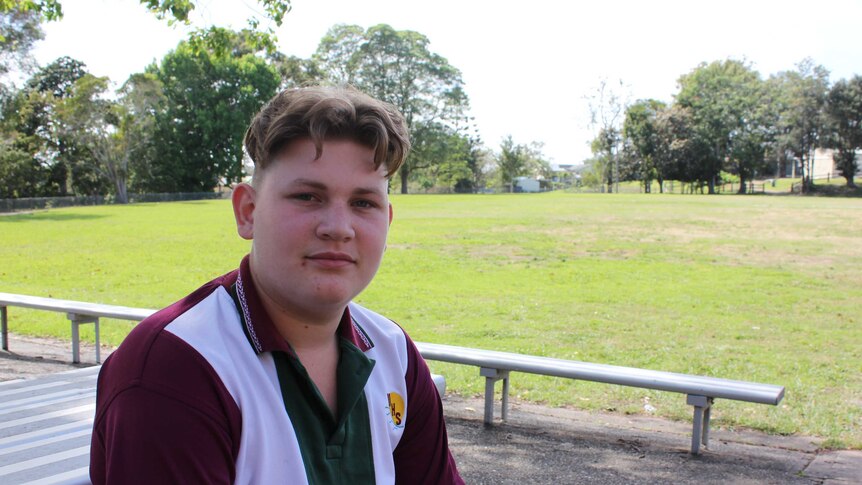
{"left": 1, "top": 192, "right": 860, "bottom": 448}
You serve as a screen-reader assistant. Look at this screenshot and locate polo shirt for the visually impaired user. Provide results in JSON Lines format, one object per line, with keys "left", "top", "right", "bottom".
{"left": 90, "top": 256, "right": 463, "bottom": 484}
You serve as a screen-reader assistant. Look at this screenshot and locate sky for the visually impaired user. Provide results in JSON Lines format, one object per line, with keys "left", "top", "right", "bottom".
{"left": 30, "top": 0, "right": 862, "bottom": 167}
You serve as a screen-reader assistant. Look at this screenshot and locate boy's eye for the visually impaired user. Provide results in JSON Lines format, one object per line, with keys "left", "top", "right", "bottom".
{"left": 293, "top": 193, "right": 316, "bottom": 201}
{"left": 353, "top": 199, "right": 377, "bottom": 208}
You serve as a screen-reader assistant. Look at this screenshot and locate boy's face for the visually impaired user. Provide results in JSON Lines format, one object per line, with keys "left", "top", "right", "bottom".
{"left": 233, "top": 138, "right": 392, "bottom": 322}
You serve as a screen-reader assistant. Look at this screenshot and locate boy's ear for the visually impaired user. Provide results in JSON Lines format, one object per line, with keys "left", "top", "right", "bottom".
{"left": 388, "top": 203, "right": 393, "bottom": 226}
{"left": 232, "top": 183, "right": 256, "bottom": 240}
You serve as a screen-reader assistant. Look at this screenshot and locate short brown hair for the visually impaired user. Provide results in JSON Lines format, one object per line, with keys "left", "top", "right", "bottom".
{"left": 244, "top": 85, "right": 410, "bottom": 182}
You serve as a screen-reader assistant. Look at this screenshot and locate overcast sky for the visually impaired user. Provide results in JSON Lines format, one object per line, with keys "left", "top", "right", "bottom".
{"left": 31, "top": 0, "right": 862, "bottom": 166}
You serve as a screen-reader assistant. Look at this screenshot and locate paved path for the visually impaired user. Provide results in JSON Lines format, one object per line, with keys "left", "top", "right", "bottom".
{"left": 2, "top": 334, "right": 860, "bottom": 484}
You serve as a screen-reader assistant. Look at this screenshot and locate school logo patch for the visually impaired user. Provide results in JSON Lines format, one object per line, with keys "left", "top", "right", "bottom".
{"left": 387, "top": 392, "right": 405, "bottom": 429}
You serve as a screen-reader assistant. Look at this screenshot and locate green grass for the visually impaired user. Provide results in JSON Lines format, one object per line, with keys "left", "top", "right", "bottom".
{"left": 2, "top": 193, "right": 861, "bottom": 448}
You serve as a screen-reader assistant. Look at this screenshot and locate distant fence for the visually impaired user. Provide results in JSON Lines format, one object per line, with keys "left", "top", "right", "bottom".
{"left": 0, "top": 192, "right": 229, "bottom": 213}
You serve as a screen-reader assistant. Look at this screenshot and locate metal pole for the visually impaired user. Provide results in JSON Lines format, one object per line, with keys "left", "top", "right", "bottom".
{"left": 483, "top": 375, "right": 495, "bottom": 425}
{"left": 71, "top": 316, "right": 80, "bottom": 364}
{"left": 1, "top": 306, "right": 7, "bottom": 351}
{"left": 94, "top": 318, "right": 101, "bottom": 363}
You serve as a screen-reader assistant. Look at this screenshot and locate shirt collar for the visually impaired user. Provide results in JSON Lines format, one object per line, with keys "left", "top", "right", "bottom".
{"left": 230, "top": 255, "right": 373, "bottom": 356}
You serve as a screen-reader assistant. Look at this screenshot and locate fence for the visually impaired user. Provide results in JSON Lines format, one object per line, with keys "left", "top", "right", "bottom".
{"left": 0, "top": 192, "right": 229, "bottom": 213}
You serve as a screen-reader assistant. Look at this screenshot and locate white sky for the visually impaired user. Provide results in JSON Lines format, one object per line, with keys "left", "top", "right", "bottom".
{"left": 30, "top": 0, "right": 862, "bottom": 166}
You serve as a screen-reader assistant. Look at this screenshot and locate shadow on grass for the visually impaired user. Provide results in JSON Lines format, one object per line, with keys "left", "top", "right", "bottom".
{"left": 0, "top": 211, "right": 108, "bottom": 223}
{"left": 806, "top": 184, "right": 862, "bottom": 197}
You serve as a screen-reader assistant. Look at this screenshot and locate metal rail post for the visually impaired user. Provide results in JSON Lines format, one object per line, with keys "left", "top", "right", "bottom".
{"left": 480, "top": 367, "right": 510, "bottom": 425}
{"left": 1, "top": 306, "right": 7, "bottom": 351}
{"left": 687, "top": 394, "right": 714, "bottom": 454}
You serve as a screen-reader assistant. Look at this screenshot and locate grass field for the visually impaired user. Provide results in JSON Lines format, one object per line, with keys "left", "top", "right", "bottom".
{"left": 1, "top": 192, "right": 860, "bottom": 448}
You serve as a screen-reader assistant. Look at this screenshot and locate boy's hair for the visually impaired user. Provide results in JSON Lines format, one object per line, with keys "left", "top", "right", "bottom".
{"left": 244, "top": 85, "right": 411, "bottom": 183}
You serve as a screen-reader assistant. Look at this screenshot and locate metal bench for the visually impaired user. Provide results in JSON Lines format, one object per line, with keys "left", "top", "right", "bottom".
{"left": 0, "top": 293, "right": 155, "bottom": 364}
{"left": 0, "top": 366, "right": 98, "bottom": 485}
{"left": 0, "top": 293, "right": 785, "bottom": 454}
{"left": 416, "top": 342, "right": 785, "bottom": 454}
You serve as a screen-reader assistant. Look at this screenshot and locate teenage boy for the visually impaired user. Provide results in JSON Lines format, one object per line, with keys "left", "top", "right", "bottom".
{"left": 90, "top": 86, "right": 464, "bottom": 484}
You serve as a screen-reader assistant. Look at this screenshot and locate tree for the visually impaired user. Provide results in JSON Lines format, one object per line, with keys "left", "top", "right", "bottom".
{"left": 146, "top": 31, "right": 280, "bottom": 192}
{"left": 652, "top": 104, "right": 712, "bottom": 192}
{"left": 0, "top": 8, "right": 43, "bottom": 86}
{"left": 0, "top": 0, "right": 62, "bottom": 22}
{"left": 267, "top": 52, "right": 323, "bottom": 89}
{"left": 55, "top": 74, "right": 131, "bottom": 201}
{"left": 768, "top": 59, "right": 830, "bottom": 191}
{"left": 119, "top": 72, "right": 165, "bottom": 193}
{"left": 409, "top": 122, "right": 472, "bottom": 192}
{"left": 496, "top": 135, "right": 527, "bottom": 192}
{"left": 0, "top": 56, "right": 87, "bottom": 197}
{"left": 623, "top": 99, "right": 666, "bottom": 192}
{"left": 458, "top": 133, "right": 490, "bottom": 193}
{"left": 54, "top": 72, "right": 166, "bottom": 202}
{"left": 313, "top": 23, "right": 471, "bottom": 193}
{"left": 494, "top": 136, "right": 548, "bottom": 192}
{"left": 824, "top": 75, "right": 862, "bottom": 187}
{"left": 586, "top": 78, "right": 628, "bottom": 193}
{"left": 676, "top": 59, "right": 763, "bottom": 194}
{"left": 0, "top": 1, "right": 292, "bottom": 55}
{"left": 589, "top": 127, "right": 619, "bottom": 192}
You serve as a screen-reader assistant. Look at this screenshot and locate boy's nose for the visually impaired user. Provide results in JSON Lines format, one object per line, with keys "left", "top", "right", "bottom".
{"left": 316, "top": 205, "right": 355, "bottom": 241}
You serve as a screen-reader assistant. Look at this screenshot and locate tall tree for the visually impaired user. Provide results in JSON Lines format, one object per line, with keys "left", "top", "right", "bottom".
{"left": 589, "top": 127, "right": 619, "bottom": 192}
{"left": 314, "top": 23, "right": 471, "bottom": 193}
{"left": 768, "top": 59, "right": 830, "bottom": 191}
{"left": 676, "top": 59, "right": 763, "bottom": 194}
{"left": 586, "top": 78, "right": 628, "bottom": 193}
{"left": 0, "top": 56, "right": 87, "bottom": 197}
{"left": 119, "top": 72, "right": 165, "bottom": 193}
{"left": 653, "top": 104, "right": 712, "bottom": 192}
{"left": 55, "top": 74, "right": 130, "bottom": 201}
{"left": 623, "top": 99, "right": 666, "bottom": 193}
{"left": 146, "top": 30, "right": 280, "bottom": 192}
{"left": 54, "top": 72, "right": 165, "bottom": 202}
{"left": 824, "top": 75, "right": 862, "bottom": 187}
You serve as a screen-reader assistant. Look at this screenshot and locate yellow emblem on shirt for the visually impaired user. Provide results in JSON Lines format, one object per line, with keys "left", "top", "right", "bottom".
{"left": 387, "top": 392, "right": 405, "bottom": 428}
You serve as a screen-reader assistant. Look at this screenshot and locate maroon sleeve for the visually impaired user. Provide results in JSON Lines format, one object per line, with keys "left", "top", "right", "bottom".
{"left": 394, "top": 334, "right": 464, "bottom": 485}
{"left": 90, "top": 328, "right": 241, "bottom": 485}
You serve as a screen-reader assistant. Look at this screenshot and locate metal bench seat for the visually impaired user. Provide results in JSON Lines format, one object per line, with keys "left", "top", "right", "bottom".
{"left": 416, "top": 342, "right": 784, "bottom": 454}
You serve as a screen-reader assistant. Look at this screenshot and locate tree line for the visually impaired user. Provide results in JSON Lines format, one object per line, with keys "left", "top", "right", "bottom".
{"left": 3, "top": 3, "right": 550, "bottom": 200}
{"left": 587, "top": 59, "right": 862, "bottom": 194}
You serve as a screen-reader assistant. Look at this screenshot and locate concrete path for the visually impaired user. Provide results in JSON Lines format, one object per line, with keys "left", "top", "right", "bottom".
{"left": 444, "top": 394, "right": 861, "bottom": 484}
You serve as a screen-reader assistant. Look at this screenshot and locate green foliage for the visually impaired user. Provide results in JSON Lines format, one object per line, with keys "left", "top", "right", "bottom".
{"left": 0, "top": 0, "right": 62, "bottom": 22}
{"left": 0, "top": 1, "right": 292, "bottom": 58}
{"left": 411, "top": 123, "right": 474, "bottom": 192}
{"left": 145, "top": 35, "right": 280, "bottom": 191}
{"left": 53, "top": 72, "right": 165, "bottom": 203}
{"left": 0, "top": 56, "right": 88, "bottom": 197}
{"left": 313, "top": 23, "right": 471, "bottom": 194}
{"left": 825, "top": 75, "right": 862, "bottom": 187}
{"left": 2, "top": 194, "right": 861, "bottom": 447}
{"left": 496, "top": 135, "right": 526, "bottom": 191}
{"left": 586, "top": 79, "right": 628, "bottom": 192}
{"left": 0, "top": 8, "right": 43, "bottom": 78}
{"left": 623, "top": 99, "right": 666, "bottom": 191}
{"left": 676, "top": 59, "right": 765, "bottom": 193}
{"left": 494, "top": 136, "right": 549, "bottom": 192}
{"left": 767, "top": 59, "right": 830, "bottom": 190}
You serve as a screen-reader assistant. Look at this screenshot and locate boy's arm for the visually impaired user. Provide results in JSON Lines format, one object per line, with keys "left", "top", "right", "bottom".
{"left": 91, "top": 386, "right": 236, "bottom": 484}
{"left": 90, "top": 332, "right": 241, "bottom": 485}
{"left": 394, "top": 335, "right": 465, "bottom": 485}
